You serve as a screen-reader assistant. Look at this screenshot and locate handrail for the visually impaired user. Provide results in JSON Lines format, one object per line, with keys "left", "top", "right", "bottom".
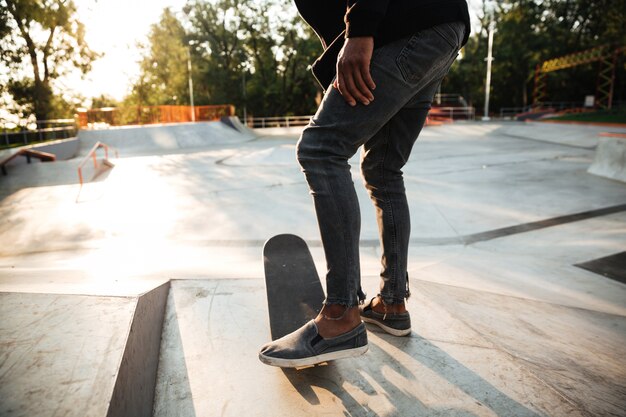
{"left": 77, "top": 141, "right": 119, "bottom": 186}
{"left": 1, "top": 148, "right": 56, "bottom": 175}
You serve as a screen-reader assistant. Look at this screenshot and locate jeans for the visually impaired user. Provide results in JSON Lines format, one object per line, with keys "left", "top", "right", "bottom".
{"left": 296, "top": 21, "right": 466, "bottom": 307}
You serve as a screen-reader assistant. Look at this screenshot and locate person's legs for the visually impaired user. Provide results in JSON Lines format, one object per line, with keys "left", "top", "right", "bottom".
{"left": 260, "top": 22, "right": 465, "bottom": 366}
{"left": 360, "top": 78, "right": 442, "bottom": 307}
{"left": 297, "top": 22, "right": 464, "bottom": 312}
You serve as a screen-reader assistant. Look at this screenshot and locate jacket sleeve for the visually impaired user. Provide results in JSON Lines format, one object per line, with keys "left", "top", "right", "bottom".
{"left": 344, "top": 0, "right": 391, "bottom": 38}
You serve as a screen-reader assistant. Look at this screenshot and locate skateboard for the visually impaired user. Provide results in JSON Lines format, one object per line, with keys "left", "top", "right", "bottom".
{"left": 263, "top": 234, "right": 325, "bottom": 340}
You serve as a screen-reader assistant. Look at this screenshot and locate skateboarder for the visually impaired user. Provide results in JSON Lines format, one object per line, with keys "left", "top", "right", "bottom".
{"left": 260, "top": 0, "right": 470, "bottom": 367}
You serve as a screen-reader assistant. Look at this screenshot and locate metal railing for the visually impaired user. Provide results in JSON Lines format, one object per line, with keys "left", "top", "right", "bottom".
{"left": 433, "top": 93, "right": 470, "bottom": 107}
{"left": 499, "top": 106, "right": 532, "bottom": 119}
{"left": 499, "top": 101, "right": 587, "bottom": 119}
{"left": 246, "top": 108, "right": 477, "bottom": 128}
{"left": 77, "top": 141, "right": 119, "bottom": 186}
{"left": 246, "top": 115, "right": 313, "bottom": 129}
{"left": 429, "top": 106, "right": 476, "bottom": 120}
{"left": 1, "top": 119, "right": 77, "bottom": 149}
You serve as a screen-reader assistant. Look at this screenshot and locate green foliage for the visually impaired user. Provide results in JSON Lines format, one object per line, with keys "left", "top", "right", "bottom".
{"left": 1, "top": 0, "right": 98, "bottom": 120}
{"left": 91, "top": 94, "right": 119, "bottom": 109}
{"left": 127, "top": 0, "right": 323, "bottom": 118}
{"left": 126, "top": 8, "right": 190, "bottom": 107}
{"left": 444, "top": 0, "right": 626, "bottom": 113}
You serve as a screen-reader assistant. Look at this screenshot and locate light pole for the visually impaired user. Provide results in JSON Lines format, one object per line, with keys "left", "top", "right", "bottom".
{"left": 242, "top": 68, "right": 247, "bottom": 125}
{"left": 483, "top": 20, "right": 495, "bottom": 121}
{"left": 187, "top": 42, "right": 195, "bottom": 122}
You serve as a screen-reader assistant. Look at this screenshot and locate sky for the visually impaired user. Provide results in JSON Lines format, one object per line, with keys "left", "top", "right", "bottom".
{"left": 64, "top": 0, "right": 189, "bottom": 102}
{"left": 64, "top": 0, "right": 485, "bottom": 103}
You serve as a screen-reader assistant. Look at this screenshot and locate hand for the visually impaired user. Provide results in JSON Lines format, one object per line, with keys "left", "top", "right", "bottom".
{"left": 334, "top": 36, "right": 377, "bottom": 106}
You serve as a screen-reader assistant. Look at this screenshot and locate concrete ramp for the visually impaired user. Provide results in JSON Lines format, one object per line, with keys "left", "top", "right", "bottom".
{"left": 588, "top": 134, "right": 626, "bottom": 183}
{"left": 497, "top": 123, "right": 604, "bottom": 149}
{"left": 77, "top": 121, "right": 254, "bottom": 157}
{"left": 220, "top": 116, "right": 258, "bottom": 138}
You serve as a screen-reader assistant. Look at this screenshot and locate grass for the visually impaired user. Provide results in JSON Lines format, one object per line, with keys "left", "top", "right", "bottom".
{"left": 546, "top": 108, "right": 626, "bottom": 124}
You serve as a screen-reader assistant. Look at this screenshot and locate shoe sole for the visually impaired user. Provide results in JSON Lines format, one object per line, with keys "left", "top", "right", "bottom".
{"left": 362, "top": 316, "right": 411, "bottom": 337}
{"left": 258, "top": 344, "right": 369, "bottom": 368}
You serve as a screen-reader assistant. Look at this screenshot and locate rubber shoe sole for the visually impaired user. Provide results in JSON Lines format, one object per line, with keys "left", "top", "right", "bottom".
{"left": 359, "top": 297, "right": 411, "bottom": 336}
{"left": 259, "top": 344, "right": 368, "bottom": 368}
{"left": 259, "top": 321, "right": 368, "bottom": 368}
{"left": 361, "top": 316, "right": 411, "bottom": 337}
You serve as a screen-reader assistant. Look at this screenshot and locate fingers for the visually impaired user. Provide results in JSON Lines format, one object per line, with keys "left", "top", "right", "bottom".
{"left": 334, "top": 37, "right": 376, "bottom": 107}
{"left": 361, "top": 65, "right": 376, "bottom": 91}
{"left": 336, "top": 70, "right": 357, "bottom": 107}
{"left": 352, "top": 69, "right": 374, "bottom": 103}
{"left": 336, "top": 61, "right": 374, "bottom": 106}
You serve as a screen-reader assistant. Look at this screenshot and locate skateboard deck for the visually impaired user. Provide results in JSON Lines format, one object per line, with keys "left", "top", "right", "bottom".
{"left": 263, "top": 234, "right": 325, "bottom": 341}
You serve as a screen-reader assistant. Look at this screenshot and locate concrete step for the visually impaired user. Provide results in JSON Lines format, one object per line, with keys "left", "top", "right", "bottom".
{"left": 0, "top": 282, "right": 169, "bottom": 417}
{"left": 152, "top": 278, "right": 626, "bottom": 417}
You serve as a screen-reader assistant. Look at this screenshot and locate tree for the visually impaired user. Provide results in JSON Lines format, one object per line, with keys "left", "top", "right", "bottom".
{"left": 184, "top": 0, "right": 322, "bottom": 116}
{"left": 184, "top": 0, "right": 248, "bottom": 108}
{"left": 239, "top": 0, "right": 322, "bottom": 116}
{"left": 1, "top": 0, "right": 98, "bottom": 120}
{"left": 125, "top": 8, "right": 190, "bottom": 107}
{"left": 91, "top": 94, "right": 119, "bottom": 109}
{"left": 444, "top": 0, "right": 626, "bottom": 112}
{"left": 129, "top": 0, "right": 322, "bottom": 118}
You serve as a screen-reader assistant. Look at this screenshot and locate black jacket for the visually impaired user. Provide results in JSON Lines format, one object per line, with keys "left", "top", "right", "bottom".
{"left": 294, "top": 0, "right": 471, "bottom": 89}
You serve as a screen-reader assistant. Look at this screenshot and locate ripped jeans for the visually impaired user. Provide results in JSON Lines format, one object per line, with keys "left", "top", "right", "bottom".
{"left": 296, "top": 22, "right": 465, "bottom": 307}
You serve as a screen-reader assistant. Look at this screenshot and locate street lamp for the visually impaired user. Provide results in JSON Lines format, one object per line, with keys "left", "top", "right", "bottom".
{"left": 242, "top": 63, "right": 248, "bottom": 126}
{"left": 188, "top": 41, "right": 196, "bottom": 122}
{"left": 483, "top": 19, "right": 495, "bottom": 121}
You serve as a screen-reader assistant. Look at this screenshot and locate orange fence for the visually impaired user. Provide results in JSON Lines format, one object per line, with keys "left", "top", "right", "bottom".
{"left": 77, "top": 105, "right": 235, "bottom": 128}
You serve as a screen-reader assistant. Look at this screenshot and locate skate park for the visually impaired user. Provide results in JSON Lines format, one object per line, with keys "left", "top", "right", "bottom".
{"left": 0, "top": 116, "right": 625, "bottom": 417}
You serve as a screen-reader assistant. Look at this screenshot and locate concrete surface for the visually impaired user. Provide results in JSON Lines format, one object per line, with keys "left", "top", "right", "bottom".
{"left": 0, "top": 292, "right": 136, "bottom": 417}
{"left": 77, "top": 121, "right": 255, "bottom": 157}
{"left": 0, "top": 120, "right": 625, "bottom": 416}
{"left": 0, "top": 137, "right": 79, "bottom": 173}
{"left": 32, "top": 137, "right": 81, "bottom": 160}
{"left": 0, "top": 283, "right": 169, "bottom": 417}
{"left": 153, "top": 278, "right": 625, "bottom": 417}
{"left": 107, "top": 282, "right": 170, "bottom": 417}
{"left": 588, "top": 136, "right": 626, "bottom": 183}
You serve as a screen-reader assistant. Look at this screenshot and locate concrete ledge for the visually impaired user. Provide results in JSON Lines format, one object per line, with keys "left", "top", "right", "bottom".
{"left": 588, "top": 136, "right": 626, "bottom": 182}
{"left": 0, "top": 281, "right": 170, "bottom": 417}
{"left": 0, "top": 292, "right": 136, "bottom": 417}
{"left": 107, "top": 281, "right": 170, "bottom": 417}
{"left": 34, "top": 137, "right": 80, "bottom": 160}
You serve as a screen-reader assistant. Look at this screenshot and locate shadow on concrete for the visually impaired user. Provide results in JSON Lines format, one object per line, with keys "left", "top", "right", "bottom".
{"left": 152, "top": 292, "right": 198, "bottom": 417}
{"left": 281, "top": 332, "right": 542, "bottom": 417}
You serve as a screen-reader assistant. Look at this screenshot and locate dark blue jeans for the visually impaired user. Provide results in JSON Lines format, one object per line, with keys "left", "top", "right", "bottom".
{"left": 297, "top": 22, "right": 465, "bottom": 307}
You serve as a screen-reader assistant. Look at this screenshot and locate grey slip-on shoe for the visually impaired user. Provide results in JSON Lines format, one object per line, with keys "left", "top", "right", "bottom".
{"left": 359, "top": 297, "right": 412, "bottom": 336}
{"left": 259, "top": 320, "right": 368, "bottom": 368}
